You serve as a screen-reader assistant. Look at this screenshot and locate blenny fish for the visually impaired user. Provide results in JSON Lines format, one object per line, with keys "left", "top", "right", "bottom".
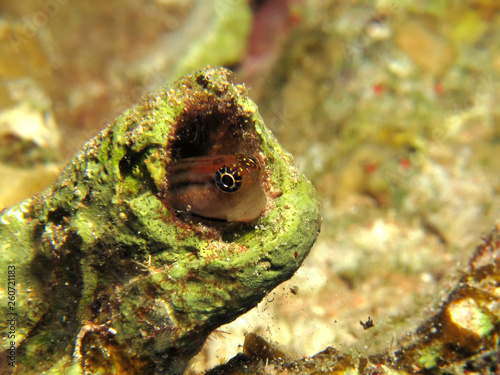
{"left": 0, "top": 66, "right": 320, "bottom": 375}
{"left": 165, "top": 154, "right": 266, "bottom": 222}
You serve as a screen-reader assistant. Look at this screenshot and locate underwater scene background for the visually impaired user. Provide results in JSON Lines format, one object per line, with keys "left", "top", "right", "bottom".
{"left": 1, "top": 0, "right": 500, "bottom": 373}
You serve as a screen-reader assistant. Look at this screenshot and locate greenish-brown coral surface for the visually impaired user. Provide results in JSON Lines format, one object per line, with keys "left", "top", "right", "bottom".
{"left": 0, "top": 66, "right": 320, "bottom": 375}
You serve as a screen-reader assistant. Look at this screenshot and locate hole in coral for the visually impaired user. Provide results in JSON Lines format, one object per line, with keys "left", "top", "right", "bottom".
{"left": 119, "top": 150, "right": 143, "bottom": 177}
{"left": 47, "top": 207, "right": 71, "bottom": 225}
{"left": 162, "top": 80, "right": 266, "bottom": 224}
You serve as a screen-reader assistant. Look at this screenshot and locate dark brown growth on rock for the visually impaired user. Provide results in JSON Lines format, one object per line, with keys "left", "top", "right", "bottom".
{"left": 243, "top": 333, "right": 285, "bottom": 361}
{"left": 167, "top": 72, "right": 261, "bottom": 161}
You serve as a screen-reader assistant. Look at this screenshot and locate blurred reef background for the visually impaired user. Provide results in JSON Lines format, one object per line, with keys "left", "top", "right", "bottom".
{"left": 1, "top": 0, "right": 500, "bottom": 372}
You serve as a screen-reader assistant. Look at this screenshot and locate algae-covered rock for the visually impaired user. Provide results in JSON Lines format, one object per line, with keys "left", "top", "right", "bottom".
{"left": 0, "top": 66, "right": 320, "bottom": 375}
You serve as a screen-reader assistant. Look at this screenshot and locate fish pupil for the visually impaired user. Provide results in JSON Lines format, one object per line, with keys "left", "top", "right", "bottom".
{"left": 221, "top": 174, "right": 234, "bottom": 187}
{"left": 215, "top": 166, "right": 242, "bottom": 192}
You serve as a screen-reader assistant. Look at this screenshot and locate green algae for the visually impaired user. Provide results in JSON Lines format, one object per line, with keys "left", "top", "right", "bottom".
{"left": 0, "top": 66, "right": 320, "bottom": 375}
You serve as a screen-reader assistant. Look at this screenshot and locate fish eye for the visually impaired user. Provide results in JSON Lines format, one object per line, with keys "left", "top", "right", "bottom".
{"left": 215, "top": 166, "right": 242, "bottom": 192}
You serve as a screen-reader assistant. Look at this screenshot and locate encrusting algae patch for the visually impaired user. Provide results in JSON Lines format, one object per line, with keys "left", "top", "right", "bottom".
{"left": 0, "top": 66, "right": 320, "bottom": 375}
